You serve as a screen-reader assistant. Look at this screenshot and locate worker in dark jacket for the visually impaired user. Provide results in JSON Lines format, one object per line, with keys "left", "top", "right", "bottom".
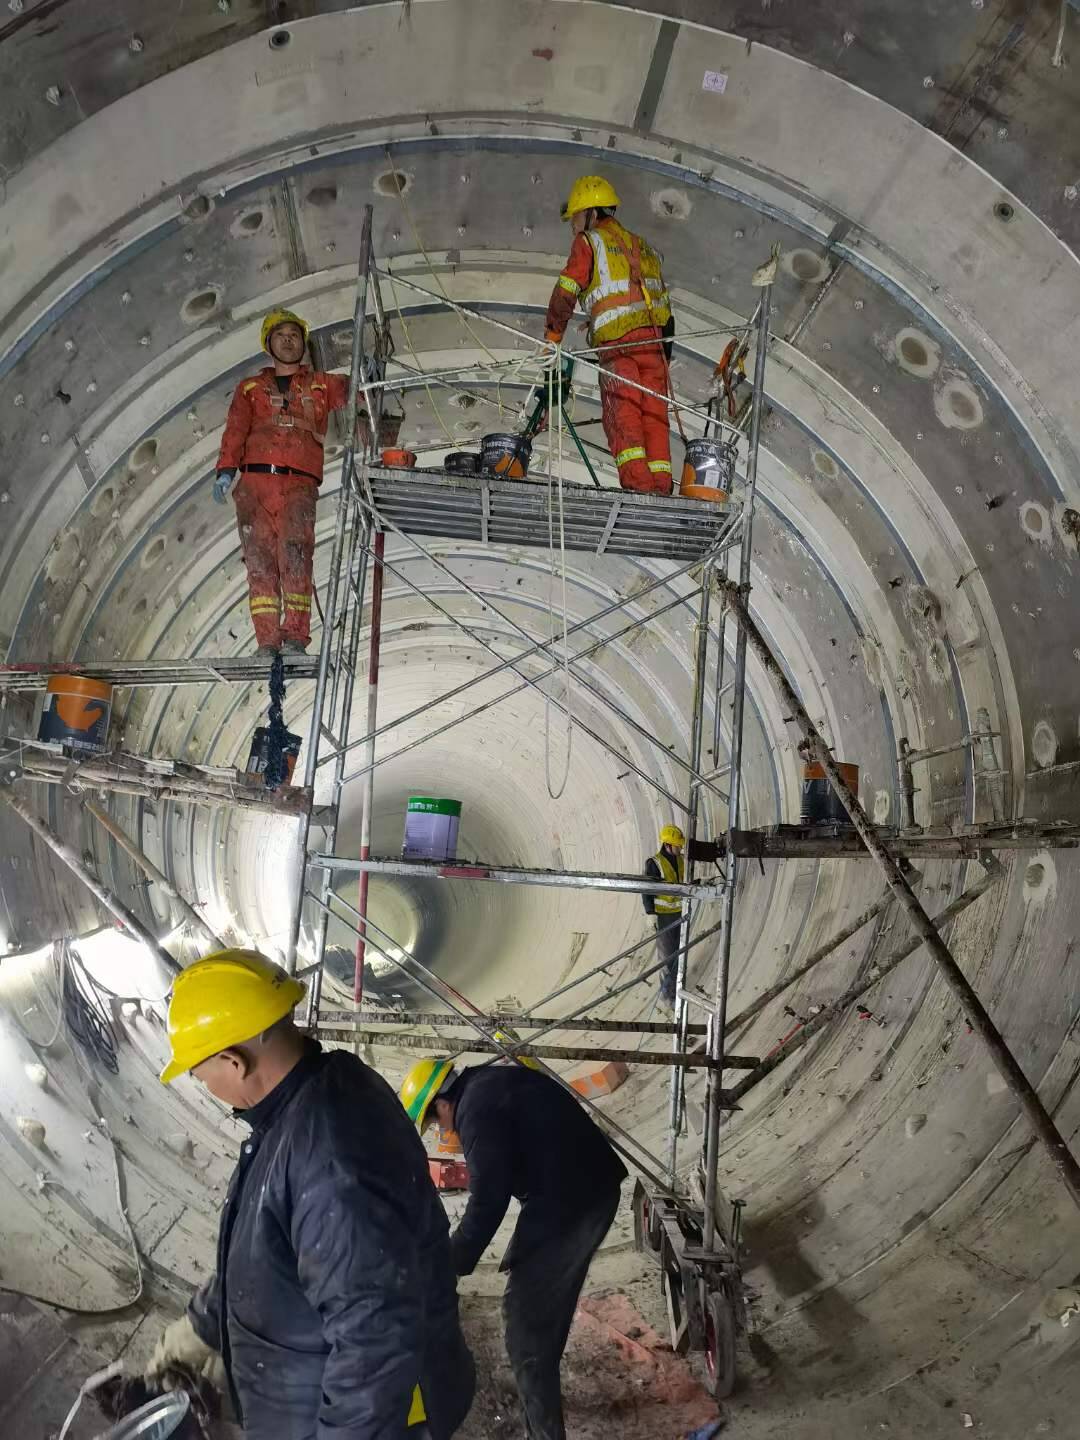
{"left": 400, "top": 1058, "right": 626, "bottom": 1440}
{"left": 149, "top": 949, "right": 474, "bottom": 1440}
{"left": 643, "top": 823, "right": 686, "bottom": 1011}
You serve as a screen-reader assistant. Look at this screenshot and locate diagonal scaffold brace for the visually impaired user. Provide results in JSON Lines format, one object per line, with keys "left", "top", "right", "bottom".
{"left": 716, "top": 574, "right": 1080, "bottom": 1212}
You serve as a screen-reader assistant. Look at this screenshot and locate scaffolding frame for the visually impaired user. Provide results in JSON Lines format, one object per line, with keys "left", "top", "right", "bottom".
{"left": 1, "top": 210, "right": 1076, "bottom": 1347}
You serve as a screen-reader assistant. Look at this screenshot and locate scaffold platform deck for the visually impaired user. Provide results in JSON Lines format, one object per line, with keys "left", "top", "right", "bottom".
{"left": 366, "top": 467, "right": 739, "bottom": 561}
{"left": 0, "top": 654, "right": 319, "bottom": 692}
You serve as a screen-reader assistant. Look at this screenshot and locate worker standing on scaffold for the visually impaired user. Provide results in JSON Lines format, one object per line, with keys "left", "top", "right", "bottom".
{"left": 214, "top": 309, "right": 357, "bottom": 657}
{"left": 544, "top": 176, "right": 674, "bottom": 495}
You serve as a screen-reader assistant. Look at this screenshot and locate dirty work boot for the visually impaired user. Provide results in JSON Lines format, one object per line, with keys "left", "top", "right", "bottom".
{"left": 254, "top": 644, "right": 278, "bottom": 660}
{"left": 281, "top": 638, "right": 309, "bottom": 654}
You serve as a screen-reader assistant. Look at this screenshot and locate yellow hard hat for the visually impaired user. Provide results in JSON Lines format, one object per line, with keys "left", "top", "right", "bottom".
{"left": 560, "top": 175, "right": 621, "bottom": 221}
{"left": 660, "top": 824, "right": 686, "bottom": 847}
{"left": 399, "top": 1057, "right": 457, "bottom": 1128}
{"left": 260, "top": 308, "right": 310, "bottom": 353}
{"left": 160, "top": 949, "right": 306, "bottom": 1084}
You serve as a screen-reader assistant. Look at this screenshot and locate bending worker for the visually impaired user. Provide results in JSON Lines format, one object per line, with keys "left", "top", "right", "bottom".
{"left": 149, "top": 949, "right": 474, "bottom": 1440}
{"left": 643, "top": 823, "right": 686, "bottom": 1010}
{"left": 215, "top": 309, "right": 355, "bottom": 657}
{"left": 544, "top": 175, "right": 674, "bottom": 495}
{"left": 400, "top": 1058, "right": 626, "bottom": 1440}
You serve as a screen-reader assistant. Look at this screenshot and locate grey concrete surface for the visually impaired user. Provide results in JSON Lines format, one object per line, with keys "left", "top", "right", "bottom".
{"left": 0, "top": 3, "right": 1077, "bottom": 1437}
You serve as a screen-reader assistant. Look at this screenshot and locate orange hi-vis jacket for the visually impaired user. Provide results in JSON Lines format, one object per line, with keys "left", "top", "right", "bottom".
{"left": 217, "top": 367, "right": 349, "bottom": 484}
{"left": 545, "top": 216, "right": 671, "bottom": 346}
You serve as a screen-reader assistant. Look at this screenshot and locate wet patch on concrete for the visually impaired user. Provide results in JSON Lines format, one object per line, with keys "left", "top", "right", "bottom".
{"left": 1030, "top": 719, "right": 1058, "bottom": 769}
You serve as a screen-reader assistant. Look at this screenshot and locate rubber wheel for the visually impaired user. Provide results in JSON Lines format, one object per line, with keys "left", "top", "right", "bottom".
{"left": 704, "top": 1285, "right": 737, "bottom": 1400}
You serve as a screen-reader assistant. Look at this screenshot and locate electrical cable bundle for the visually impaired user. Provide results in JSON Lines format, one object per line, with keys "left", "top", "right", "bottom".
{"left": 63, "top": 941, "right": 119, "bottom": 1074}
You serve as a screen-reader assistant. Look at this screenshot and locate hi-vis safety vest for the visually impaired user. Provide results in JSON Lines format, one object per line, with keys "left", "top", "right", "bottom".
{"left": 581, "top": 220, "right": 672, "bottom": 345}
{"left": 653, "top": 849, "right": 684, "bottom": 914}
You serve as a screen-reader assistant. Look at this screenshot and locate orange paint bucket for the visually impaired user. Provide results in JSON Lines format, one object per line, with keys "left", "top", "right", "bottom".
{"left": 800, "top": 761, "right": 860, "bottom": 825}
{"left": 679, "top": 437, "right": 736, "bottom": 502}
{"left": 38, "top": 675, "right": 113, "bottom": 754}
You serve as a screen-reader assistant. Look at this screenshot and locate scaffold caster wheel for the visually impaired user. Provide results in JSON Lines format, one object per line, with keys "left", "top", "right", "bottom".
{"left": 703, "top": 1284, "right": 737, "bottom": 1400}
{"left": 633, "top": 1184, "right": 662, "bottom": 1258}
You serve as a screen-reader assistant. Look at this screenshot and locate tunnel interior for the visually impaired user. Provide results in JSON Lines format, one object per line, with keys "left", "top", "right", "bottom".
{"left": 1, "top": 3, "right": 1079, "bottom": 1437}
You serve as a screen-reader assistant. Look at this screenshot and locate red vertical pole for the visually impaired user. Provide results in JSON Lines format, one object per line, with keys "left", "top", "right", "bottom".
{"left": 355, "top": 529, "right": 385, "bottom": 1004}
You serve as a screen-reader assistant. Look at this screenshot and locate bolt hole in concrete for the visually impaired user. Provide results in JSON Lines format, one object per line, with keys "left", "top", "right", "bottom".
{"left": 183, "top": 193, "right": 213, "bottom": 222}
{"left": 307, "top": 183, "right": 339, "bottom": 208}
{"left": 140, "top": 535, "right": 167, "bottom": 569}
{"left": 783, "top": 248, "right": 830, "bottom": 283}
{"left": 132, "top": 596, "right": 148, "bottom": 616}
{"left": 892, "top": 325, "right": 942, "bottom": 381}
{"left": 374, "top": 169, "right": 411, "bottom": 198}
{"left": 181, "top": 287, "right": 222, "bottom": 324}
{"left": 269, "top": 28, "right": 291, "bottom": 48}
{"left": 994, "top": 199, "right": 1015, "bottom": 222}
{"left": 89, "top": 484, "right": 116, "bottom": 518}
{"left": 232, "top": 208, "right": 265, "bottom": 236}
{"left": 129, "top": 437, "right": 158, "bottom": 471}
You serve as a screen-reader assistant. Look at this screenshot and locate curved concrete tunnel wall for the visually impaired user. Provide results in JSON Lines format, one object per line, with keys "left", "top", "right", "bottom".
{"left": 0, "top": 0, "right": 1078, "bottom": 1425}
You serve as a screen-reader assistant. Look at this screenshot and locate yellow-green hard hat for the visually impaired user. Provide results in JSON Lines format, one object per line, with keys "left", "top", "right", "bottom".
{"left": 160, "top": 949, "right": 306, "bottom": 1084}
{"left": 399, "top": 1057, "right": 456, "bottom": 1128}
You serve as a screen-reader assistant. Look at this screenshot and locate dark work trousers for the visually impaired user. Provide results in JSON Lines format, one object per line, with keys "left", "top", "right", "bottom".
{"left": 655, "top": 913, "right": 682, "bottom": 1000}
{"left": 502, "top": 1183, "right": 622, "bottom": 1440}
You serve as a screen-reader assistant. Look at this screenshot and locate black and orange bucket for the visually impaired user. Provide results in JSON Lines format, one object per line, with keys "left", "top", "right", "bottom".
{"left": 800, "top": 761, "right": 860, "bottom": 825}
{"left": 38, "top": 675, "right": 113, "bottom": 754}
{"left": 481, "top": 433, "right": 531, "bottom": 479}
{"left": 246, "top": 726, "right": 302, "bottom": 785}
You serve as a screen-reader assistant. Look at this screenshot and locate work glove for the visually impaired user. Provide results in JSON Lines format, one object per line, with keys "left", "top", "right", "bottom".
{"left": 145, "top": 1313, "right": 227, "bottom": 1392}
{"left": 212, "top": 469, "right": 237, "bottom": 505}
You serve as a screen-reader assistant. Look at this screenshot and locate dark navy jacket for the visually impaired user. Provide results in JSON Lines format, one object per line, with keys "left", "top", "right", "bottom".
{"left": 189, "top": 1042, "right": 474, "bottom": 1439}
{"left": 447, "top": 1064, "right": 627, "bottom": 1277}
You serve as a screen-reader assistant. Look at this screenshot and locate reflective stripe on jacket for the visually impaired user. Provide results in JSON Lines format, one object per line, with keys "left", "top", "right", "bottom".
{"left": 581, "top": 219, "right": 671, "bottom": 345}
{"left": 653, "top": 848, "right": 684, "bottom": 913}
{"left": 217, "top": 368, "right": 349, "bottom": 482}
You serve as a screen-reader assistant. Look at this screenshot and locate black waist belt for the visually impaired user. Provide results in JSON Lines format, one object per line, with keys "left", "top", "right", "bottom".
{"left": 242, "top": 463, "right": 320, "bottom": 483}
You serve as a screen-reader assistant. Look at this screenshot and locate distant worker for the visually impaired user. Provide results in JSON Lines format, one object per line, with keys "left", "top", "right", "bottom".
{"left": 215, "top": 310, "right": 354, "bottom": 657}
{"left": 643, "top": 823, "right": 686, "bottom": 1010}
{"left": 544, "top": 175, "right": 674, "bottom": 495}
{"left": 150, "top": 949, "right": 474, "bottom": 1440}
{"left": 400, "top": 1058, "right": 627, "bottom": 1440}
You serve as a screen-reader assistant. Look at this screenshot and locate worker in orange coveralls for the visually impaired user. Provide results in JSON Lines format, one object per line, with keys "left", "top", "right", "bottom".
{"left": 544, "top": 175, "right": 674, "bottom": 495}
{"left": 214, "top": 309, "right": 351, "bottom": 656}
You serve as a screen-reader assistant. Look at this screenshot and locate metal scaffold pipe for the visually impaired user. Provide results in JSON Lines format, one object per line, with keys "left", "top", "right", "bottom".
{"left": 718, "top": 573, "right": 1080, "bottom": 1211}
{"left": 702, "top": 260, "right": 774, "bottom": 1246}
{"left": 0, "top": 785, "right": 181, "bottom": 976}
{"left": 725, "top": 861, "right": 1002, "bottom": 1106}
{"left": 287, "top": 205, "right": 375, "bottom": 973}
{"left": 668, "top": 566, "right": 712, "bottom": 1175}
{"left": 354, "top": 528, "right": 385, "bottom": 1005}
{"left": 82, "top": 800, "right": 224, "bottom": 951}
{"left": 315, "top": 1027, "right": 754, "bottom": 1069}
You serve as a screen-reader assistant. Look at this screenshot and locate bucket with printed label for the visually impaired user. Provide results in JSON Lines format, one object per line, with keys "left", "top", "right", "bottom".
{"left": 402, "top": 796, "right": 462, "bottom": 861}
{"left": 38, "top": 675, "right": 113, "bottom": 754}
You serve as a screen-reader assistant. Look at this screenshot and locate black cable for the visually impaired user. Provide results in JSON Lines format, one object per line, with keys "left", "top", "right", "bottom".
{"left": 63, "top": 944, "right": 118, "bottom": 1074}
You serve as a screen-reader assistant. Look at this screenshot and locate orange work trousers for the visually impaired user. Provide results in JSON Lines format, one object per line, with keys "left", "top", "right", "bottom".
{"left": 233, "top": 471, "right": 316, "bottom": 648}
{"left": 598, "top": 330, "right": 673, "bottom": 494}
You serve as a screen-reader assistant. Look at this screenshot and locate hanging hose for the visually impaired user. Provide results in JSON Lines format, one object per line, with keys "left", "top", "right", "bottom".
{"left": 264, "top": 654, "right": 289, "bottom": 791}
{"left": 544, "top": 347, "right": 573, "bottom": 800}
